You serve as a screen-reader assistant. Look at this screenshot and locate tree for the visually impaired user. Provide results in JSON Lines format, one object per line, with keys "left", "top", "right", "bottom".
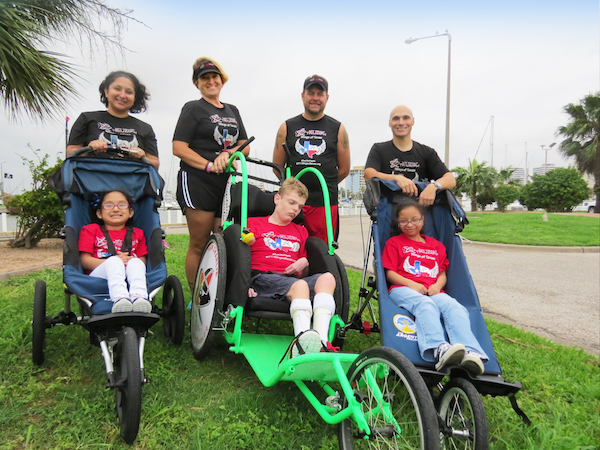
{"left": 452, "top": 159, "right": 496, "bottom": 211}
{"left": 520, "top": 167, "right": 590, "bottom": 212}
{"left": 7, "top": 149, "right": 63, "bottom": 248}
{"left": 494, "top": 184, "right": 520, "bottom": 212}
{"left": 0, "top": 0, "right": 133, "bottom": 121}
{"left": 556, "top": 92, "right": 600, "bottom": 210}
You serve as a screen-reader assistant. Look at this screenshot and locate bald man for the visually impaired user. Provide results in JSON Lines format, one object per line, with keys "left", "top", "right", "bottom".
{"left": 364, "top": 105, "right": 455, "bottom": 206}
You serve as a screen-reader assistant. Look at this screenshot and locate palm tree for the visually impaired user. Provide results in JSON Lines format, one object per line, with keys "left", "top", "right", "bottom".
{"left": 452, "top": 159, "right": 496, "bottom": 211}
{"left": 556, "top": 92, "right": 600, "bottom": 211}
{"left": 0, "top": 1, "right": 131, "bottom": 121}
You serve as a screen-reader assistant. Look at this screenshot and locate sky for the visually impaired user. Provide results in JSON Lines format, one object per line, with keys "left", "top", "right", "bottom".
{"left": 1, "top": 0, "right": 598, "bottom": 195}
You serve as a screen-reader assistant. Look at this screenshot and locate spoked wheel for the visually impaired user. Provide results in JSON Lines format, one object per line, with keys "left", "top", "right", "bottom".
{"left": 338, "top": 347, "right": 440, "bottom": 450}
{"left": 114, "top": 327, "right": 142, "bottom": 444}
{"left": 32, "top": 280, "right": 47, "bottom": 365}
{"left": 437, "top": 378, "right": 488, "bottom": 450}
{"left": 161, "top": 275, "right": 185, "bottom": 345}
{"left": 190, "top": 233, "right": 227, "bottom": 361}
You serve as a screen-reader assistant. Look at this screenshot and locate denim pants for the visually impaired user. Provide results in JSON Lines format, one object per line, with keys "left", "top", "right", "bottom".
{"left": 90, "top": 256, "right": 148, "bottom": 301}
{"left": 389, "top": 286, "right": 488, "bottom": 363}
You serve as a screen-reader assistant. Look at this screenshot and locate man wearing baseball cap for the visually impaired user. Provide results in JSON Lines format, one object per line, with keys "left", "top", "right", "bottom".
{"left": 273, "top": 75, "right": 350, "bottom": 243}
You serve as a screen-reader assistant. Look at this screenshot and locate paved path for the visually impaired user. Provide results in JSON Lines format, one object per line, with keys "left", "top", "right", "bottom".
{"left": 334, "top": 215, "right": 600, "bottom": 356}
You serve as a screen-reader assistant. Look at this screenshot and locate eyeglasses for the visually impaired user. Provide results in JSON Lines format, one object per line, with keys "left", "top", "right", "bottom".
{"left": 102, "top": 202, "right": 129, "bottom": 210}
{"left": 399, "top": 218, "right": 423, "bottom": 226}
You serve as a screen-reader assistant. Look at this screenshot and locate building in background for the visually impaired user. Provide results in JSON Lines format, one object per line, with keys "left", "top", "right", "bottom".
{"left": 533, "top": 164, "right": 556, "bottom": 176}
{"left": 346, "top": 166, "right": 365, "bottom": 195}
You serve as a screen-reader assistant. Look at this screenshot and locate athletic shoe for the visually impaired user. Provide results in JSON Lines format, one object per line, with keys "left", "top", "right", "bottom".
{"left": 434, "top": 343, "right": 466, "bottom": 371}
{"left": 280, "top": 330, "right": 322, "bottom": 364}
{"left": 132, "top": 298, "right": 152, "bottom": 313}
{"left": 111, "top": 298, "right": 133, "bottom": 313}
{"left": 321, "top": 341, "right": 341, "bottom": 353}
{"left": 461, "top": 351, "right": 485, "bottom": 376}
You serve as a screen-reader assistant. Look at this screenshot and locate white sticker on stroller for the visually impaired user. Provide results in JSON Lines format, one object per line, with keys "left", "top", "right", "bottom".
{"left": 393, "top": 314, "right": 418, "bottom": 341}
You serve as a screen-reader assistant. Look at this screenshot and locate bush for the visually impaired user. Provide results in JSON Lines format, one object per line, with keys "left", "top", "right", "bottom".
{"left": 7, "top": 150, "right": 63, "bottom": 248}
{"left": 495, "top": 184, "right": 520, "bottom": 212}
{"left": 520, "top": 167, "right": 590, "bottom": 212}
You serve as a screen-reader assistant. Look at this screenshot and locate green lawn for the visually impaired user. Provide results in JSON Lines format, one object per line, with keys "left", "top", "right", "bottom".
{"left": 461, "top": 212, "right": 600, "bottom": 246}
{"left": 0, "top": 234, "right": 598, "bottom": 449}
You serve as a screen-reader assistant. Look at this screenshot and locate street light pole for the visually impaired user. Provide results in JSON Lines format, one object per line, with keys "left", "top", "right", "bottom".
{"left": 405, "top": 31, "right": 452, "bottom": 167}
{"left": 540, "top": 143, "right": 556, "bottom": 174}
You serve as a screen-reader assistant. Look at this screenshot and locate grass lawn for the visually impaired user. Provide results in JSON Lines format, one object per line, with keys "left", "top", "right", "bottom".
{"left": 461, "top": 212, "right": 600, "bottom": 246}
{"left": 0, "top": 234, "right": 598, "bottom": 449}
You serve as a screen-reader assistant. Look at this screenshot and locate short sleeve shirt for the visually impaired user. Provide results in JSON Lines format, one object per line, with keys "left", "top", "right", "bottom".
{"left": 247, "top": 216, "right": 308, "bottom": 274}
{"left": 68, "top": 111, "right": 158, "bottom": 157}
{"left": 382, "top": 233, "right": 449, "bottom": 291}
{"left": 365, "top": 140, "right": 449, "bottom": 182}
{"left": 79, "top": 223, "right": 148, "bottom": 260}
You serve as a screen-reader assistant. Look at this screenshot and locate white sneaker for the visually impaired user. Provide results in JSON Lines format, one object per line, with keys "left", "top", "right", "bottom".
{"left": 282, "top": 329, "right": 323, "bottom": 362}
{"left": 132, "top": 298, "right": 152, "bottom": 313}
{"left": 111, "top": 298, "right": 133, "bottom": 313}
{"left": 435, "top": 343, "right": 466, "bottom": 371}
{"left": 461, "top": 351, "right": 485, "bottom": 376}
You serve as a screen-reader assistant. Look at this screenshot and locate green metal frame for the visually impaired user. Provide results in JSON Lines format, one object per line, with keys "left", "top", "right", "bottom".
{"left": 217, "top": 152, "right": 401, "bottom": 440}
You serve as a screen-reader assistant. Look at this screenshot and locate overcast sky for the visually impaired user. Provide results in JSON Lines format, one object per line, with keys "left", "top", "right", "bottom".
{"left": 1, "top": 0, "right": 598, "bottom": 194}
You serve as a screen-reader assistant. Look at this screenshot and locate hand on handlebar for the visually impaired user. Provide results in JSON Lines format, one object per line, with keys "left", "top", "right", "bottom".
{"left": 394, "top": 175, "right": 419, "bottom": 197}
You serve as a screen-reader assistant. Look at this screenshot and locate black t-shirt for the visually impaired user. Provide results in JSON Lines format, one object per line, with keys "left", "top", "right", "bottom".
{"left": 365, "top": 140, "right": 449, "bottom": 182}
{"left": 68, "top": 110, "right": 158, "bottom": 157}
{"left": 285, "top": 114, "right": 341, "bottom": 206}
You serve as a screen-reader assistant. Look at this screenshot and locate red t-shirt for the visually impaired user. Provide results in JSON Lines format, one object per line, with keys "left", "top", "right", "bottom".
{"left": 382, "top": 233, "right": 449, "bottom": 291}
{"left": 247, "top": 216, "right": 308, "bottom": 274}
{"left": 79, "top": 223, "right": 148, "bottom": 260}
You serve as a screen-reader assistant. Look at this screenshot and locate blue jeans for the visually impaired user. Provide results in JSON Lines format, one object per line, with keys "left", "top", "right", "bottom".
{"left": 388, "top": 286, "right": 488, "bottom": 363}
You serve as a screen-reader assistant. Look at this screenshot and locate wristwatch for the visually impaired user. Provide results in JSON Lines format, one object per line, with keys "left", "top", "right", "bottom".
{"left": 430, "top": 180, "right": 442, "bottom": 190}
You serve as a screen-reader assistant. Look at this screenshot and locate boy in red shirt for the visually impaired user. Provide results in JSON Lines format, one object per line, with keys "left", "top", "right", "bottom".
{"left": 247, "top": 178, "right": 337, "bottom": 358}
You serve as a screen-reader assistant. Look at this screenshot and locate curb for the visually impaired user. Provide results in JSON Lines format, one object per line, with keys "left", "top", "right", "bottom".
{"left": 0, "top": 262, "right": 62, "bottom": 282}
{"left": 462, "top": 240, "right": 600, "bottom": 253}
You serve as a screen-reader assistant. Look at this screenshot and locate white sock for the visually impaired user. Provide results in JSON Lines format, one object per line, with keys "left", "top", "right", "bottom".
{"left": 312, "top": 293, "right": 336, "bottom": 342}
{"left": 290, "top": 298, "right": 312, "bottom": 336}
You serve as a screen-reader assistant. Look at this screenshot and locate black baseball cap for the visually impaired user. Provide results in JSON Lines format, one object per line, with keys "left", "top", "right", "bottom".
{"left": 193, "top": 61, "right": 221, "bottom": 80}
{"left": 303, "top": 75, "right": 328, "bottom": 92}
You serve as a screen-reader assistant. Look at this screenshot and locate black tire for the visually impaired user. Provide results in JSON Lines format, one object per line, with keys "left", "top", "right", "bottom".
{"left": 334, "top": 253, "right": 350, "bottom": 324}
{"left": 32, "top": 280, "right": 47, "bottom": 365}
{"left": 589, "top": 206, "right": 595, "bottom": 213}
{"left": 338, "top": 346, "right": 440, "bottom": 450}
{"left": 114, "top": 327, "right": 142, "bottom": 444}
{"left": 161, "top": 275, "right": 185, "bottom": 345}
{"left": 436, "top": 378, "right": 488, "bottom": 450}
{"left": 190, "top": 234, "right": 227, "bottom": 361}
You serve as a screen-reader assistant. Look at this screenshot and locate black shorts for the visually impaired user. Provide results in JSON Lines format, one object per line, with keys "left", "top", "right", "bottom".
{"left": 249, "top": 273, "right": 322, "bottom": 301}
{"left": 176, "top": 169, "right": 226, "bottom": 216}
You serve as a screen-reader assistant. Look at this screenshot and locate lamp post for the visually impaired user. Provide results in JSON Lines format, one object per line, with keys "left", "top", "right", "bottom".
{"left": 540, "top": 143, "right": 556, "bottom": 174}
{"left": 405, "top": 31, "right": 452, "bottom": 167}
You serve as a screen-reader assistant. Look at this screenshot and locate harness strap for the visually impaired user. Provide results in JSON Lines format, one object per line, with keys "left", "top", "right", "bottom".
{"left": 509, "top": 394, "right": 532, "bottom": 426}
{"left": 100, "top": 225, "right": 133, "bottom": 256}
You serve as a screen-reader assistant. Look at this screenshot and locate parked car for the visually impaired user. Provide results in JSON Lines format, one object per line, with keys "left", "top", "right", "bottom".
{"left": 573, "top": 200, "right": 596, "bottom": 213}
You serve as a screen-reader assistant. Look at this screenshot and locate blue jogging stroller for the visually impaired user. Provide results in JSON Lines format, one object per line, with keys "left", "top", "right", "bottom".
{"left": 341, "top": 178, "right": 530, "bottom": 450}
{"left": 31, "top": 147, "right": 185, "bottom": 444}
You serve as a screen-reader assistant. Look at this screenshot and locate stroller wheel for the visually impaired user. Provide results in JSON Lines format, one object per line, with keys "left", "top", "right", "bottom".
{"left": 32, "top": 280, "right": 47, "bottom": 365}
{"left": 190, "top": 234, "right": 226, "bottom": 361}
{"left": 114, "top": 327, "right": 142, "bottom": 444}
{"left": 437, "top": 378, "right": 488, "bottom": 450}
{"left": 338, "top": 346, "right": 440, "bottom": 450}
{"left": 161, "top": 275, "right": 185, "bottom": 345}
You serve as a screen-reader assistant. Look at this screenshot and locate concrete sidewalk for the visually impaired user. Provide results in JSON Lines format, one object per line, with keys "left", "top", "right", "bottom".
{"left": 333, "top": 215, "right": 600, "bottom": 356}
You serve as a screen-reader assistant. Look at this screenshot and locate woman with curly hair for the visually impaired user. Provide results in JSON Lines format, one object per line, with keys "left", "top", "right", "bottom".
{"left": 67, "top": 71, "right": 159, "bottom": 169}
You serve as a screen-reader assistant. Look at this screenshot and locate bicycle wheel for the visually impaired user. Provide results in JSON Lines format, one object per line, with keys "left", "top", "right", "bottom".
{"left": 32, "top": 280, "right": 47, "bottom": 365}
{"left": 437, "top": 378, "right": 488, "bottom": 450}
{"left": 114, "top": 327, "right": 142, "bottom": 444}
{"left": 190, "top": 233, "right": 226, "bottom": 360}
{"left": 338, "top": 346, "right": 440, "bottom": 450}
{"left": 161, "top": 275, "right": 185, "bottom": 345}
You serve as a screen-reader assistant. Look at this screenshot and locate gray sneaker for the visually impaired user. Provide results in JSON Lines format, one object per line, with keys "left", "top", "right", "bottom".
{"left": 461, "top": 351, "right": 485, "bottom": 376}
{"left": 132, "top": 298, "right": 152, "bottom": 313}
{"left": 111, "top": 298, "right": 133, "bottom": 313}
{"left": 435, "top": 343, "right": 466, "bottom": 371}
